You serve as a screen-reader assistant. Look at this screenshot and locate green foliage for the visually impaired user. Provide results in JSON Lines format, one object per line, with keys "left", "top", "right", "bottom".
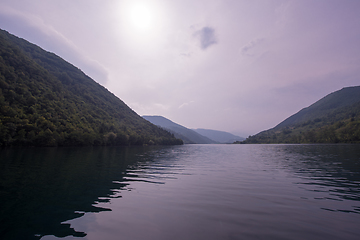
{"left": 0, "top": 29, "right": 182, "bottom": 147}
{"left": 239, "top": 86, "right": 360, "bottom": 144}
{"left": 240, "top": 106, "right": 360, "bottom": 144}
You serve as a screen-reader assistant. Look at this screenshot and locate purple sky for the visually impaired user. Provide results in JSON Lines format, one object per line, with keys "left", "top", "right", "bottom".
{"left": 1, "top": 0, "right": 360, "bottom": 137}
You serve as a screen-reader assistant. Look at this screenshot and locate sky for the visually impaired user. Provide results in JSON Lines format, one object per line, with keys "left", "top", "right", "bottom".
{"left": 1, "top": 0, "right": 360, "bottom": 137}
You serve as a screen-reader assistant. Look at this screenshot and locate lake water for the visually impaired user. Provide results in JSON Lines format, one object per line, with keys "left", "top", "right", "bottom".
{"left": 1, "top": 144, "right": 360, "bottom": 240}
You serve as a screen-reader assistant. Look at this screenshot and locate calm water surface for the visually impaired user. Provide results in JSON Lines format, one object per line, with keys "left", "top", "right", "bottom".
{"left": 0, "top": 144, "right": 360, "bottom": 240}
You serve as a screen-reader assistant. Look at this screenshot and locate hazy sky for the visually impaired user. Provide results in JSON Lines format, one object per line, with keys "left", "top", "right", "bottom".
{"left": 1, "top": 0, "right": 360, "bottom": 136}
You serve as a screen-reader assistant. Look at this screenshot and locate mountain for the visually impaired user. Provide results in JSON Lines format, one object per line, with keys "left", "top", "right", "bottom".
{"left": 0, "top": 29, "right": 183, "bottom": 146}
{"left": 240, "top": 86, "right": 360, "bottom": 144}
{"left": 193, "top": 128, "right": 245, "bottom": 143}
{"left": 142, "top": 116, "right": 216, "bottom": 144}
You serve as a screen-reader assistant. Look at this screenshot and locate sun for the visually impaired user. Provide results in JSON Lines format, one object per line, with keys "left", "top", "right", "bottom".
{"left": 113, "top": 0, "right": 168, "bottom": 46}
{"left": 129, "top": 3, "right": 153, "bottom": 31}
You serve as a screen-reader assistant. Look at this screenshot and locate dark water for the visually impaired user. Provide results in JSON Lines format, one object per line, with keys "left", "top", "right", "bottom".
{"left": 0, "top": 144, "right": 360, "bottom": 240}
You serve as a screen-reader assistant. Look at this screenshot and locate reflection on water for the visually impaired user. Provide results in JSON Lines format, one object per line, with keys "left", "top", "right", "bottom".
{"left": 268, "top": 144, "right": 360, "bottom": 213}
{"left": 0, "top": 144, "right": 360, "bottom": 240}
{"left": 0, "top": 146, "right": 173, "bottom": 239}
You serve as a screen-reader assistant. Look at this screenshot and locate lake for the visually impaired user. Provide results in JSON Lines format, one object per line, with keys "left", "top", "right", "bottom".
{"left": 0, "top": 144, "right": 359, "bottom": 240}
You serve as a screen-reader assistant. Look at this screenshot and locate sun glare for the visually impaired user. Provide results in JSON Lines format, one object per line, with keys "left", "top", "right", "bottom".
{"left": 129, "top": 3, "right": 154, "bottom": 31}
{"left": 114, "top": 0, "right": 168, "bottom": 48}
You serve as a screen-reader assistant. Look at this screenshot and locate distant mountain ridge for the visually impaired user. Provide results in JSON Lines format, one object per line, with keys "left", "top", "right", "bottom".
{"left": 193, "top": 128, "right": 245, "bottom": 143}
{"left": 0, "top": 29, "right": 182, "bottom": 146}
{"left": 142, "top": 116, "right": 216, "bottom": 144}
{"left": 241, "top": 86, "right": 360, "bottom": 144}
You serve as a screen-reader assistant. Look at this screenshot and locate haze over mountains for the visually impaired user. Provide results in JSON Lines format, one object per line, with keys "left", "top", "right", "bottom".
{"left": 241, "top": 86, "right": 360, "bottom": 144}
{"left": 192, "top": 129, "right": 245, "bottom": 143}
{"left": 0, "top": 29, "right": 182, "bottom": 146}
{"left": 142, "top": 115, "right": 244, "bottom": 144}
{"left": 1, "top": 29, "right": 359, "bottom": 146}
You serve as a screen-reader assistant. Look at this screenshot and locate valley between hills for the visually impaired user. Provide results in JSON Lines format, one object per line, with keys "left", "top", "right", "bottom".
{"left": 1, "top": 28, "right": 359, "bottom": 146}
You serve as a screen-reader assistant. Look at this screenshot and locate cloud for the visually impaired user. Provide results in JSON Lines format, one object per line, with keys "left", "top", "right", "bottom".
{"left": 0, "top": 6, "right": 109, "bottom": 84}
{"left": 178, "top": 101, "right": 195, "bottom": 109}
{"left": 194, "top": 27, "right": 218, "bottom": 50}
{"left": 180, "top": 52, "right": 193, "bottom": 57}
{"left": 241, "top": 38, "right": 265, "bottom": 56}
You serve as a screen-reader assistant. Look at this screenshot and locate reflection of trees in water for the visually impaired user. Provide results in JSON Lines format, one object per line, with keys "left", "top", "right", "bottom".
{"left": 0, "top": 146, "right": 169, "bottom": 239}
{"left": 1, "top": 144, "right": 358, "bottom": 239}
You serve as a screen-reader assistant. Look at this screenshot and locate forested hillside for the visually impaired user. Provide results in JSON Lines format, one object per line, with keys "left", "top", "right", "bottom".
{"left": 240, "top": 86, "right": 360, "bottom": 144}
{"left": 0, "top": 29, "right": 182, "bottom": 146}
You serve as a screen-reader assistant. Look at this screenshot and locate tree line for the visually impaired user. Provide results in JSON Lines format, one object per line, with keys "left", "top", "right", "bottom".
{"left": 0, "top": 29, "right": 183, "bottom": 147}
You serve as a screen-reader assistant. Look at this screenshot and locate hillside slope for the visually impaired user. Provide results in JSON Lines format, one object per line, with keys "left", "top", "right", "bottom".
{"left": 193, "top": 128, "right": 245, "bottom": 143}
{"left": 0, "top": 29, "right": 182, "bottom": 146}
{"left": 142, "top": 116, "right": 216, "bottom": 144}
{"left": 241, "top": 86, "right": 360, "bottom": 144}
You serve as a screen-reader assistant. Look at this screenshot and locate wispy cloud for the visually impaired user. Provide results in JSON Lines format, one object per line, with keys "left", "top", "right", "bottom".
{"left": 0, "top": 6, "right": 109, "bottom": 84}
{"left": 180, "top": 52, "right": 192, "bottom": 57}
{"left": 194, "top": 27, "right": 218, "bottom": 50}
{"left": 241, "top": 38, "right": 265, "bottom": 56}
{"left": 178, "top": 101, "right": 195, "bottom": 109}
